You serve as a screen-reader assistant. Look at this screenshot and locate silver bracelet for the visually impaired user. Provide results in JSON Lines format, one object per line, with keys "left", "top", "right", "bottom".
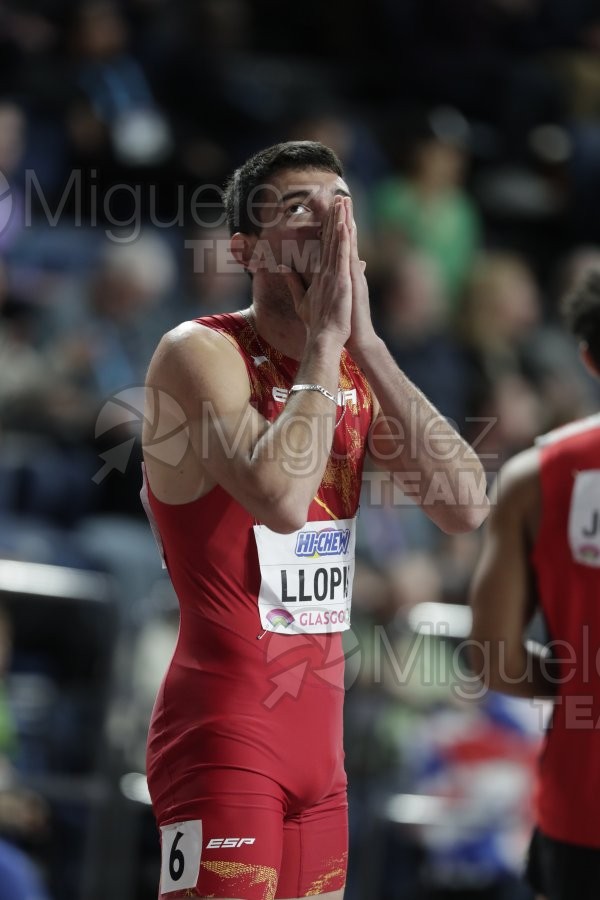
{"left": 288, "top": 383, "right": 338, "bottom": 406}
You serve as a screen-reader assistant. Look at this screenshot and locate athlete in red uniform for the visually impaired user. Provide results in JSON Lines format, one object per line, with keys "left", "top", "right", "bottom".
{"left": 143, "top": 141, "right": 488, "bottom": 900}
{"left": 469, "top": 270, "right": 600, "bottom": 900}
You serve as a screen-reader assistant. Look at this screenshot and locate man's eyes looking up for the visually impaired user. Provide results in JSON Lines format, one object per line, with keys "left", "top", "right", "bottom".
{"left": 285, "top": 203, "right": 311, "bottom": 217}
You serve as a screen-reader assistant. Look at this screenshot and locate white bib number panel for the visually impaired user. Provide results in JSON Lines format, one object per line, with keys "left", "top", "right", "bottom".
{"left": 569, "top": 470, "right": 600, "bottom": 567}
{"left": 253, "top": 517, "right": 356, "bottom": 634}
{"left": 160, "top": 819, "right": 202, "bottom": 894}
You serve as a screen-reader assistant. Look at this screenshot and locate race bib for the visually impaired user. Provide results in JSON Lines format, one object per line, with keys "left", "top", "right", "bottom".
{"left": 569, "top": 470, "right": 600, "bottom": 567}
{"left": 160, "top": 820, "right": 202, "bottom": 894}
{"left": 253, "top": 517, "right": 356, "bottom": 634}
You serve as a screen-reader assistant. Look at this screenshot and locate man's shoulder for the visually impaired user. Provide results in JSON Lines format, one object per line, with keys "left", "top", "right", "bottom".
{"left": 484, "top": 447, "right": 542, "bottom": 541}
{"left": 534, "top": 413, "right": 600, "bottom": 450}
{"left": 159, "top": 319, "right": 219, "bottom": 348}
{"left": 154, "top": 319, "right": 243, "bottom": 365}
{"left": 147, "top": 319, "right": 249, "bottom": 399}
{"left": 494, "top": 447, "right": 541, "bottom": 507}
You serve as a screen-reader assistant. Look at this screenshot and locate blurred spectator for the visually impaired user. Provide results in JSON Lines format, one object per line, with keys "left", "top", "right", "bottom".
{"left": 539, "top": 1, "right": 600, "bottom": 119}
{"left": 555, "top": 245, "right": 600, "bottom": 299}
{"left": 459, "top": 250, "right": 594, "bottom": 440}
{"left": 473, "top": 371, "right": 546, "bottom": 471}
{"left": 0, "top": 261, "right": 89, "bottom": 442}
{"left": 146, "top": 0, "right": 258, "bottom": 185}
{"left": 375, "top": 0, "right": 564, "bottom": 163}
{"left": 43, "top": 231, "right": 177, "bottom": 400}
{"left": 0, "top": 265, "right": 47, "bottom": 433}
{"left": 459, "top": 251, "right": 542, "bottom": 378}
{"left": 0, "top": 606, "right": 51, "bottom": 900}
{"left": 2, "top": 231, "right": 178, "bottom": 525}
{"left": 373, "top": 111, "right": 481, "bottom": 306}
{"left": 68, "top": 0, "right": 172, "bottom": 168}
{"left": 374, "top": 250, "right": 471, "bottom": 426}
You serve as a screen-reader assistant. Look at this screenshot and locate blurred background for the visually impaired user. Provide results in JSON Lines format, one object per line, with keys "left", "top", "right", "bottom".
{"left": 1, "top": 0, "right": 600, "bottom": 897}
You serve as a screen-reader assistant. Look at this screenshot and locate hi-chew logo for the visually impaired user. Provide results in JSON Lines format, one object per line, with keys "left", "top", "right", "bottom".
{"left": 295, "top": 528, "right": 351, "bottom": 558}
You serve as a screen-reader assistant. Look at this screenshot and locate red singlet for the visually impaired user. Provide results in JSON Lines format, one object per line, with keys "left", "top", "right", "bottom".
{"left": 144, "top": 313, "right": 373, "bottom": 898}
{"left": 531, "top": 414, "right": 600, "bottom": 847}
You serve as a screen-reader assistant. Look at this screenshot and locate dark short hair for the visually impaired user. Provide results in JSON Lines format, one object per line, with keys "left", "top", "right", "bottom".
{"left": 223, "top": 141, "right": 344, "bottom": 236}
{"left": 563, "top": 269, "right": 600, "bottom": 368}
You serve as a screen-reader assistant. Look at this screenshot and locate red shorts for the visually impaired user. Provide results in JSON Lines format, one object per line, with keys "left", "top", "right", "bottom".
{"left": 157, "top": 768, "right": 347, "bottom": 900}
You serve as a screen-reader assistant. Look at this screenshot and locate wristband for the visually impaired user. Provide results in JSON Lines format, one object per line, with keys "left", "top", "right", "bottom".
{"left": 288, "top": 383, "right": 338, "bottom": 406}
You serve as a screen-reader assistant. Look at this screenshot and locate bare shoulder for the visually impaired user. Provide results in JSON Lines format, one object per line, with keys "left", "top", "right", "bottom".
{"left": 491, "top": 446, "right": 541, "bottom": 538}
{"left": 148, "top": 320, "right": 245, "bottom": 374}
{"left": 146, "top": 320, "right": 250, "bottom": 406}
{"left": 494, "top": 446, "right": 540, "bottom": 499}
{"left": 142, "top": 321, "right": 253, "bottom": 505}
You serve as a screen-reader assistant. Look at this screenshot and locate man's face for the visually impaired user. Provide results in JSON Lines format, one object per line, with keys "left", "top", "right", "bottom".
{"left": 249, "top": 167, "right": 351, "bottom": 287}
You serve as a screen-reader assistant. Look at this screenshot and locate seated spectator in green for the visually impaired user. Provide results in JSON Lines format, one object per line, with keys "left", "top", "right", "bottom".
{"left": 373, "top": 113, "right": 481, "bottom": 307}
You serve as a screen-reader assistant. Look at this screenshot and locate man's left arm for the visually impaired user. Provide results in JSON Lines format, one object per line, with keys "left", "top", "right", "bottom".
{"left": 359, "top": 344, "right": 489, "bottom": 533}
{"left": 345, "top": 204, "right": 489, "bottom": 534}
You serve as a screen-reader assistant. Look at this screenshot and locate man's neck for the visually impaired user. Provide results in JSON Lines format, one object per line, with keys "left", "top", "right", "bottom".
{"left": 247, "top": 301, "right": 307, "bottom": 361}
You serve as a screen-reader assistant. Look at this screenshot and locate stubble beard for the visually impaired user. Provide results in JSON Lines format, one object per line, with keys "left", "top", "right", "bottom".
{"left": 261, "top": 270, "right": 308, "bottom": 321}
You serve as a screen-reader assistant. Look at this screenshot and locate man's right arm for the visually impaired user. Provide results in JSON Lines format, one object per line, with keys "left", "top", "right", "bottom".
{"left": 143, "top": 322, "right": 345, "bottom": 533}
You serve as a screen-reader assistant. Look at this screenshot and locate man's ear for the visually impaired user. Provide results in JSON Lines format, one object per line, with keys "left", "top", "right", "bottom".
{"left": 580, "top": 341, "right": 600, "bottom": 378}
{"left": 230, "top": 232, "right": 258, "bottom": 274}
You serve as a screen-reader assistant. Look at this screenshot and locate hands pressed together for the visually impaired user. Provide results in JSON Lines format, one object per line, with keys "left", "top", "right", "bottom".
{"left": 279, "top": 196, "right": 377, "bottom": 358}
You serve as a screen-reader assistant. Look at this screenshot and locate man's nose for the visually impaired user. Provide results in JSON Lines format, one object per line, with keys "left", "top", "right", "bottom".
{"left": 315, "top": 199, "right": 332, "bottom": 238}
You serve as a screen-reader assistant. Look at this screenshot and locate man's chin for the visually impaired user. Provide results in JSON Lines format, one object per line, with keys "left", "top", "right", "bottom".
{"left": 285, "top": 268, "right": 311, "bottom": 288}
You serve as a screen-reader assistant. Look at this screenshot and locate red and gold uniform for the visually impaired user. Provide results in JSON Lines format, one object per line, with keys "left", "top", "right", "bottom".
{"left": 144, "top": 313, "right": 373, "bottom": 899}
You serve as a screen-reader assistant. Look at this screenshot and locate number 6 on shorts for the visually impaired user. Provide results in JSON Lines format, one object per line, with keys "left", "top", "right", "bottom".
{"left": 160, "top": 820, "right": 203, "bottom": 893}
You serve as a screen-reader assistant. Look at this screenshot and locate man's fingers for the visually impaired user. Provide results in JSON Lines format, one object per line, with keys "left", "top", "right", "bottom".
{"left": 320, "top": 198, "right": 336, "bottom": 272}
{"left": 345, "top": 195, "right": 354, "bottom": 234}
{"left": 321, "top": 196, "right": 343, "bottom": 273}
{"left": 335, "top": 221, "right": 351, "bottom": 279}
{"left": 343, "top": 197, "right": 363, "bottom": 278}
{"left": 360, "top": 260, "right": 366, "bottom": 273}
{"left": 346, "top": 199, "right": 360, "bottom": 263}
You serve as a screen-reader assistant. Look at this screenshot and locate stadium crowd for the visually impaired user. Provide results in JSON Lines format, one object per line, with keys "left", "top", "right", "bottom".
{"left": 1, "top": 1, "right": 600, "bottom": 898}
